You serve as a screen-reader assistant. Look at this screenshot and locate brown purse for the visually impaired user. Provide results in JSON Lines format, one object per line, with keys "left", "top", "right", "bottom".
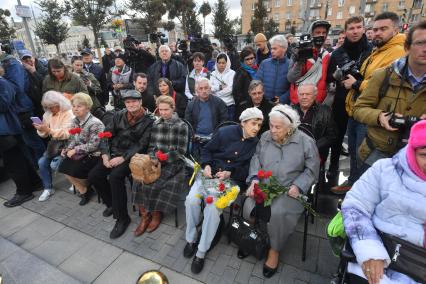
{"left": 129, "top": 154, "right": 161, "bottom": 184}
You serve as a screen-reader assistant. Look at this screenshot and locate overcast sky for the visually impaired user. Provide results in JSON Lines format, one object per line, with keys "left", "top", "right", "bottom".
{"left": 4, "top": 0, "right": 241, "bottom": 34}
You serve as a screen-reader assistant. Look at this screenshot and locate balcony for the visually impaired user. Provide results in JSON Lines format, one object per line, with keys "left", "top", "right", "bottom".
{"left": 365, "top": 0, "right": 377, "bottom": 3}
{"left": 310, "top": 3, "right": 322, "bottom": 8}
{"left": 365, "top": 11, "right": 376, "bottom": 17}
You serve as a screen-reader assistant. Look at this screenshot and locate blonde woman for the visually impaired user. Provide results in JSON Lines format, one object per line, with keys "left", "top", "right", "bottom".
{"left": 59, "top": 93, "right": 105, "bottom": 207}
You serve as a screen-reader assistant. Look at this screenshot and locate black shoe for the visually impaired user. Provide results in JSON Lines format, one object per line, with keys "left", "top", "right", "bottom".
{"left": 102, "top": 207, "right": 113, "bottom": 217}
{"left": 183, "top": 242, "right": 197, "bottom": 258}
{"left": 191, "top": 256, "right": 205, "bottom": 274}
{"left": 110, "top": 217, "right": 131, "bottom": 239}
{"left": 237, "top": 249, "right": 250, "bottom": 259}
{"left": 79, "top": 190, "right": 93, "bottom": 206}
{"left": 4, "top": 194, "right": 34, "bottom": 208}
{"left": 263, "top": 263, "right": 278, "bottom": 278}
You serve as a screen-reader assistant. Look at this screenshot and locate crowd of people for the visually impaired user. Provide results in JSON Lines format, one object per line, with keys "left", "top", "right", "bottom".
{"left": 0, "top": 11, "right": 425, "bottom": 282}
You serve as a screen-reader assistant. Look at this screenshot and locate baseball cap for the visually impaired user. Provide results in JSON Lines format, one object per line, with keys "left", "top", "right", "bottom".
{"left": 20, "top": 50, "right": 33, "bottom": 59}
{"left": 81, "top": 48, "right": 93, "bottom": 55}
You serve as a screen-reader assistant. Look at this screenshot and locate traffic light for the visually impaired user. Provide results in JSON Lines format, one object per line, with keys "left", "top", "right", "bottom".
{"left": 402, "top": 23, "right": 408, "bottom": 31}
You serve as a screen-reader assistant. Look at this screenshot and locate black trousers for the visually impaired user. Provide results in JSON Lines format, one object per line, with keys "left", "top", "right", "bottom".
{"left": 329, "top": 94, "right": 349, "bottom": 172}
{"left": 88, "top": 160, "right": 131, "bottom": 220}
{"left": 1, "top": 137, "right": 41, "bottom": 195}
{"left": 347, "top": 273, "right": 369, "bottom": 284}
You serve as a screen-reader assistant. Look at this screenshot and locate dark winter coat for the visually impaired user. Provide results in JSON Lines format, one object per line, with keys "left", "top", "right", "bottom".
{"left": 257, "top": 56, "right": 291, "bottom": 103}
{"left": 0, "top": 77, "right": 22, "bottom": 135}
{"left": 201, "top": 125, "right": 259, "bottom": 184}
{"left": 147, "top": 59, "right": 187, "bottom": 96}
{"left": 184, "top": 95, "right": 228, "bottom": 134}
{"left": 232, "top": 67, "right": 253, "bottom": 106}
{"left": 293, "top": 103, "right": 337, "bottom": 157}
{"left": 100, "top": 109, "right": 154, "bottom": 161}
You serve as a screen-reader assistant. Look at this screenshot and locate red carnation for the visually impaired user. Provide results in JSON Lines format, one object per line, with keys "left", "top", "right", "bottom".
{"left": 155, "top": 150, "right": 169, "bottom": 162}
{"left": 202, "top": 67, "right": 208, "bottom": 73}
{"left": 205, "top": 196, "right": 214, "bottom": 204}
{"left": 257, "top": 169, "right": 265, "bottom": 179}
{"left": 253, "top": 183, "right": 266, "bottom": 204}
{"left": 98, "top": 132, "right": 104, "bottom": 138}
{"left": 112, "top": 69, "right": 120, "bottom": 75}
{"left": 264, "top": 170, "right": 272, "bottom": 179}
{"left": 69, "top": 127, "right": 82, "bottom": 135}
{"left": 218, "top": 182, "right": 225, "bottom": 192}
{"left": 98, "top": 131, "right": 112, "bottom": 139}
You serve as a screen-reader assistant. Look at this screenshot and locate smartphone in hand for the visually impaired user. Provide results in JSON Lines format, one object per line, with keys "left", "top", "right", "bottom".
{"left": 30, "top": 117, "right": 42, "bottom": 125}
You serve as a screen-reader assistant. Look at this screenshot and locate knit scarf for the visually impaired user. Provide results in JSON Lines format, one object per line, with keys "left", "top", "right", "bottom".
{"left": 241, "top": 63, "right": 258, "bottom": 79}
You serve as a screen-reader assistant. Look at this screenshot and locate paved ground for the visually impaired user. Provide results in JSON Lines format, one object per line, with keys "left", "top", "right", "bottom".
{"left": 0, "top": 154, "right": 349, "bottom": 284}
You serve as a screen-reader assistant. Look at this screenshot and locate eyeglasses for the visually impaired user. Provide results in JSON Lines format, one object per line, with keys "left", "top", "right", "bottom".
{"left": 412, "top": 40, "right": 426, "bottom": 48}
{"left": 244, "top": 56, "right": 255, "bottom": 61}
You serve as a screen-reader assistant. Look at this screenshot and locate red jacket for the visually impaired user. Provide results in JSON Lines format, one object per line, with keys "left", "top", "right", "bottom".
{"left": 290, "top": 49, "right": 330, "bottom": 104}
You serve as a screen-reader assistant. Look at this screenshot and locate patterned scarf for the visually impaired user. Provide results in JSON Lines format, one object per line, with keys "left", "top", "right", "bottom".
{"left": 126, "top": 108, "right": 145, "bottom": 126}
{"left": 241, "top": 63, "right": 258, "bottom": 79}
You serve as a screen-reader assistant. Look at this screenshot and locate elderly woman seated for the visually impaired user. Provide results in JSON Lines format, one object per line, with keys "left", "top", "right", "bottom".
{"left": 341, "top": 120, "right": 426, "bottom": 284}
{"left": 183, "top": 107, "right": 264, "bottom": 274}
{"left": 243, "top": 104, "right": 320, "bottom": 278}
{"left": 33, "top": 91, "right": 74, "bottom": 201}
{"left": 58, "top": 93, "right": 105, "bottom": 206}
{"left": 133, "top": 95, "right": 189, "bottom": 236}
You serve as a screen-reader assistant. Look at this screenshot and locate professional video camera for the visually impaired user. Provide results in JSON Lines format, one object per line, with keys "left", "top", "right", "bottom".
{"left": 389, "top": 113, "right": 422, "bottom": 145}
{"left": 223, "top": 35, "right": 237, "bottom": 51}
{"left": 122, "top": 34, "right": 155, "bottom": 73}
{"left": 333, "top": 60, "right": 362, "bottom": 81}
{"left": 294, "top": 34, "right": 314, "bottom": 61}
{"left": 332, "top": 52, "right": 362, "bottom": 81}
{"left": 0, "top": 40, "right": 12, "bottom": 54}
{"left": 189, "top": 34, "right": 212, "bottom": 55}
{"left": 149, "top": 32, "right": 167, "bottom": 45}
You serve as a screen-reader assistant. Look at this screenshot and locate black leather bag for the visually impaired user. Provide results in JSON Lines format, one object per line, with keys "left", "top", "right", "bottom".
{"left": 380, "top": 232, "right": 426, "bottom": 283}
{"left": 46, "top": 140, "right": 66, "bottom": 159}
{"left": 227, "top": 198, "right": 270, "bottom": 260}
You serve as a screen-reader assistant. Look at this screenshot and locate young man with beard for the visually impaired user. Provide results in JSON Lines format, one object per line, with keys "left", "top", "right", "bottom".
{"left": 326, "top": 16, "right": 373, "bottom": 191}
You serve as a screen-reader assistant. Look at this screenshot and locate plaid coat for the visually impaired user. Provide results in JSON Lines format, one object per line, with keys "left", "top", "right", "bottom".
{"left": 66, "top": 114, "right": 105, "bottom": 155}
{"left": 135, "top": 114, "right": 189, "bottom": 213}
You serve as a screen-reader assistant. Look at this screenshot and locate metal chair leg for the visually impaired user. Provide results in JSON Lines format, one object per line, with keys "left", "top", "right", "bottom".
{"left": 302, "top": 210, "right": 308, "bottom": 262}
{"left": 174, "top": 207, "right": 178, "bottom": 228}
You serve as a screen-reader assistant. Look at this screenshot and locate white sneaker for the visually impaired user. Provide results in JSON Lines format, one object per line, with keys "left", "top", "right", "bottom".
{"left": 39, "top": 189, "right": 54, "bottom": 201}
{"left": 68, "top": 185, "right": 75, "bottom": 192}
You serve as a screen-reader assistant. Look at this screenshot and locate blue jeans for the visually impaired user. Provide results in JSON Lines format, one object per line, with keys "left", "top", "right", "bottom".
{"left": 38, "top": 154, "right": 63, "bottom": 189}
{"left": 347, "top": 118, "right": 367, "bottom": 184}
{"left": 22, "top": 127, "right": 46, "bottom": 167}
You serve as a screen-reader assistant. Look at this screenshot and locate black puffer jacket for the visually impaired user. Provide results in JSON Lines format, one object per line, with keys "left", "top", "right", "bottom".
{"left": 293, "top": 103, "right": 337, "bottom": 157}
{"left": 100, "top": 109, "right": 154, "bottom": 160}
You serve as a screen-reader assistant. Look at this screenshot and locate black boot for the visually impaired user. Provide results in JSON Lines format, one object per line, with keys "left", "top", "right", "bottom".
{"left": 110, "top": 216, "right": 131, "bottom": 239}
{"left": 191, "top": 256, "right": 205, "bottom": 274}
{"left": 79, "top": 188, "right": 93, "bottom": 206}
{"left": 4, "top": 194, "right": 34, "bottom": 207}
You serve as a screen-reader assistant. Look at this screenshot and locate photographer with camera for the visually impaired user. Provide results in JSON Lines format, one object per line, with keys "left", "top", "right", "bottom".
{"left": 353, "top": 21, "right": 426, "bottom": 175}
{"left": 223, "top": 36, "right": 240, "bottom": 72}
{"left": 288, "top": 20, "right": 332, "bottom": 105}
{"left": 147, "top": 45, "right": 187, "bottom": 98}
{"left": 326, "top": 16, "right": 373, "bottom": 191}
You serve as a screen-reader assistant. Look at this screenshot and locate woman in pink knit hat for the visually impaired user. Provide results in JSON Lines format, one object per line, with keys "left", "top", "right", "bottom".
{"left": 341, "top": 120, "right": 426, "bottom": 284}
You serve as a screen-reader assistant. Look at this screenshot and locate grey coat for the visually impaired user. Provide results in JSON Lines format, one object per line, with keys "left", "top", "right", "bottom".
{"left": 243, "top": 129, "right": 320, "bottom": 251}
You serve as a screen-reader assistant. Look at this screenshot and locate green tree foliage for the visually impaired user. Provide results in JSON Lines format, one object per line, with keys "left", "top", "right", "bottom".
{"left": 230, "top": 17, "right": 242, "bottom": 35}
{"left": 250, "top": 0, "right": 267, "bottom": 34}
{"left": 164, "top": 0, "right": 202, "bottom": 37}
{"left": 0, "top": 9, "right": 16, "bottom": 40}
{"left": 264, "top": 18, "right": 279, "bottom": 39}
{"left": 162, "top": 21, "right": 176, "bottom": 32}
{"left": 34, "top": 0, "right": 69, "bottom": 55}
{"left": 67, "top": 0, "right": 113, "bottom": 48}
{"left": 199, "top": 1, "right": 211, "bottom": 34}
{"left": 127, "top": 0, "right": 167, "bottom": 34}
{"left": 212, "top": 0, "right": 233, "bottom": 41}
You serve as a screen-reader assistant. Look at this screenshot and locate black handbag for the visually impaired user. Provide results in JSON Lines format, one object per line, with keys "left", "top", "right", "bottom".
{"left": 227, "top": 198, "right": 270, "bottom": 260}
{"left": 380, "top": 231, "right": 426, "bottom": 283}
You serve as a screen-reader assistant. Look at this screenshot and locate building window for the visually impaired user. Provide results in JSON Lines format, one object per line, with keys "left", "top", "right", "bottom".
{"left": 398, "top": 0, "right": 405, "bottom": 9}
{"left": 337, "top": 11, "right": 343, "bottom": 19}
{"left": 274, "top": 13, "right": 280, "bottom": 21}
{"left": 287, "top": 0, "right": 293, "bottom": 6}
{"left": 338, "top": 0, "right": 344, "bottom": 7}
{"left": 365, "top": 4, "right": 371, "bottom": 12}
{"left": 382, "top": 3, "right": 388, "bottom": 12}
{"left": 328, "top": 8, "right": 332, "bottom": 16}
{"left": 349, "top": 6, "right": 356, "bottom": 14}
{"left": 263, "top": 1, "right": 269, "bottom": 9}
{"left": 275, "top": 0, "right": 281, "bottom": 7}
{"left": 286, "top": 12, "right": 292, "bottom": 19}
{"left": 252, "top": 2, "right": 256, "bottom": 10}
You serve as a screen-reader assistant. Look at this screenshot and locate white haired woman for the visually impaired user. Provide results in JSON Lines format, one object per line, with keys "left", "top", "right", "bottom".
{"left": 242, "top": 104, "right": 320, "bottom": 278}
{"left": 33, "top": 91, "right": 74, "bottom": 201}
{"left": 59, "top": 93, "right": 105, "bottom": 207}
